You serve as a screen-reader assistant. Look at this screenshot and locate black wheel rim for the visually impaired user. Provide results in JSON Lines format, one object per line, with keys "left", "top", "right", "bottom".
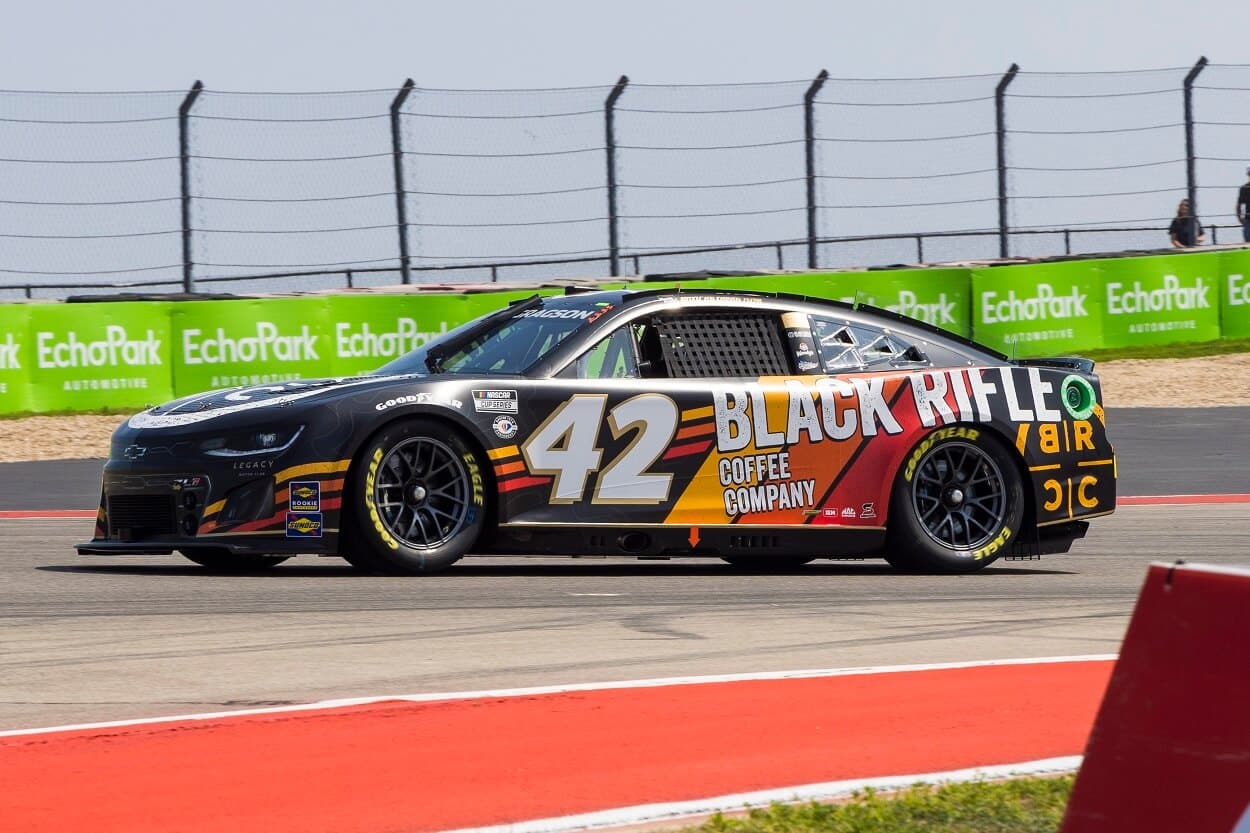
{"left": 910, "top": 441, "right": 1007, "bottom": 551}
{"left": 373, "top": 437, "right": 471, "bottom": 550}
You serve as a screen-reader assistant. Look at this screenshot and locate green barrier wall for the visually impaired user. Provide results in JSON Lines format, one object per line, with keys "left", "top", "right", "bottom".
{"left": 1096, "top": 253, "right": 1222, "bottom": 348}
{"left": 971, "top": 260, "right": 1105, "bottom": 357}
{"left": 1220, "top": 249, "right": 1250, "bottom": 338}
{"left": 171, "top": 291, "right": 559, "bottom": 396}
{"left": 171, "top": 297, "right": 335, "bottom": 395}
{"left": 0, "top": 249, "right": 1246, "bottom": 415}
{"left": 0, "top": 304, "right": 30, "bottom": 414}
{"left": 326, "top": 290, "right": 563, "bottom": 379}
{"left": 25, "top": 302, "right": 174, "bottom": 412}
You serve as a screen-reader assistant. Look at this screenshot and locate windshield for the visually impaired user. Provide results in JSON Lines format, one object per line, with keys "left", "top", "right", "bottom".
{"left": 373, "top": 294, "right": 614, "bottom": 376}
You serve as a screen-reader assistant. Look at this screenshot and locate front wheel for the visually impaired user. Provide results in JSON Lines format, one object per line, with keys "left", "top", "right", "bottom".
{"left": 886, "top": 430, "right": 1024, "bottom": 574}
{"left": 344, "top": 418, "right": 487, "bottom": 575}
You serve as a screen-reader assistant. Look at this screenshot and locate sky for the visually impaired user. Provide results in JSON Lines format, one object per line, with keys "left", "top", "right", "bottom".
{"left": 5, "top": 0, "right": 1250, "bottom": 92}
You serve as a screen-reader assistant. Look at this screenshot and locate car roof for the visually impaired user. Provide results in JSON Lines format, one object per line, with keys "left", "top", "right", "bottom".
{"left": 554, "top": 286, "right": 1008, "bottom": 362}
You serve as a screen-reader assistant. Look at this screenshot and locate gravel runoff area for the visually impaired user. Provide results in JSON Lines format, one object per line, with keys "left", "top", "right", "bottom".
{"left": 1, "top": 354, "right": 1247, "bottom": 464}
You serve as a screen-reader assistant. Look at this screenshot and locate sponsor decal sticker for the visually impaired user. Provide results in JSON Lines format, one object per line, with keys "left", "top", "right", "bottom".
{"left": 376, "top": 392, "right": 464, "bottom": 411}
{"left": 859, "top": 502, "right": 877, "bottom": 520}
{"left": 285, "top": 512, "right": 323, "bottom": 538}
{"left": 841, "top": 507, "right": 857, "bottom": 519}
{"left": 513, "top": 308, "right": 594, "bottom": 320}
{"left": 492, "top": 414, "right": 519, "bottom": 439}
{"left": 289, "top": 481, "right": 320, "bottom": 512}
{"left": 716, "top": 451, "right": 817, "bottom": 518}
{"left": 472, "top": 389, "right": 518, "bottom": 414}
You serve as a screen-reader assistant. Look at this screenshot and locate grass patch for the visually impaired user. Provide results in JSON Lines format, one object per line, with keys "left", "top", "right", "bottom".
{"left": 688, "top": 776, "right": 1072, "bottom": 833}
{"left": 1076, "top": 337, "right": 1250, "bottom": 362}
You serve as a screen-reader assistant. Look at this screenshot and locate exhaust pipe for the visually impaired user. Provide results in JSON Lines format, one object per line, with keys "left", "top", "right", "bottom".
{"left": 617, "top": 532, "right": 651, "bottom": 553}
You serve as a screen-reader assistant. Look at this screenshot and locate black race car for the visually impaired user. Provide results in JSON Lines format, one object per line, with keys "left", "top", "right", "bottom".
{"left": 79, "top": 288, "right": 1116, "bottom": 574}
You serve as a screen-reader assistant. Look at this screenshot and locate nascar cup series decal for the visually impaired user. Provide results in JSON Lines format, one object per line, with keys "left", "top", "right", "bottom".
{"left": 473, "top": 389, "right": 518, "bottom": 414}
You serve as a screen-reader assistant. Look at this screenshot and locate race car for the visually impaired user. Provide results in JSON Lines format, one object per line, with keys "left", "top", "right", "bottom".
{"left": 78, "top": 288, "right": 1116, "bottom": 574}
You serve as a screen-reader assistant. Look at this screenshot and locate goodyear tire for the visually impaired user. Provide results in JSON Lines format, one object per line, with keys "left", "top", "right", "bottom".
{"left": 885, "top": 427, "right": 1024, "bottom": 574}
{"left": 344, "top": 418, "right": 487, "bottom": 575}
{"left": 180, "top": 550, "right": 290, "bottom": 570}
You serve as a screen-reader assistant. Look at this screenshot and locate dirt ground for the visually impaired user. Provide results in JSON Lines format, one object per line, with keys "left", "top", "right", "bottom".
{"left": 0, "top": 354, "right": 1246, "bottom": 463}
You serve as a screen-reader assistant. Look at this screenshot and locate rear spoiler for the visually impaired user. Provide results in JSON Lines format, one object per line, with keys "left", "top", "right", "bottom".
{"left": 1015, "top": 356, "right": 1096, "bottom": 374}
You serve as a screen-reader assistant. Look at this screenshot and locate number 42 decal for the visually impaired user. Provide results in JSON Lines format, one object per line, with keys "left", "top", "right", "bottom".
{"left": 520, "top": 393, "right": 679, "bottom": 504}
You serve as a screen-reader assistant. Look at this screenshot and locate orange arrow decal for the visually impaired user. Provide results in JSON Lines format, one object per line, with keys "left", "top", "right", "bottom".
{"left": 688, "top": 527, "right": 700, "bottom": 547}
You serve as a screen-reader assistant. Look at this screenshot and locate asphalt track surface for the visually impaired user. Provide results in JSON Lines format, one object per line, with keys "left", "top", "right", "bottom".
{"left": 0, "top": 406, "right": 1246, "bottom": 732}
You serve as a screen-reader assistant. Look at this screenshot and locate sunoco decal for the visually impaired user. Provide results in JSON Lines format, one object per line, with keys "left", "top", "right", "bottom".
{"left": 285, "top": 512, "right": 323, "bottom": 538}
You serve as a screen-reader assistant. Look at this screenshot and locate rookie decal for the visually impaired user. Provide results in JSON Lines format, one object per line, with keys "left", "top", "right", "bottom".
{"left": 474, "top": 389, "right": 518, "bottom": 414}
{"left": 365, "top": 447, "right": 400, "bottom": 550}
{"left": 285, "top": 512, "right": 323, "bottom": 538}
{"left": 289, "top": 481, "right": 320, "bottom": 512}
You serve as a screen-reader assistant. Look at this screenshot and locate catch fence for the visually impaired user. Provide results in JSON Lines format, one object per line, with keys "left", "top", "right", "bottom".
{"left": 3, "top": 59, "right": 1250, "bottom": 299}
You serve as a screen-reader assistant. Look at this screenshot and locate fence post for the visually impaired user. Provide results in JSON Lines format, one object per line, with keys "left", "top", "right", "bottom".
{"left": 995, "top": 64, "right": 1019, "bottom": 260}
{"left": 804, "top": 70, "right": 829, "bottom": 270}
{"left": 391, "top": 79, "right": 416, "bottom": 284}
{"left": 1183, "top": 57, "right": 1208, "bottom": 245}
{"left": 604, "top": 76, "right": 629, "bottom": 277}
{"left": 178, "top": 80, "right": 203, "bottom": 293}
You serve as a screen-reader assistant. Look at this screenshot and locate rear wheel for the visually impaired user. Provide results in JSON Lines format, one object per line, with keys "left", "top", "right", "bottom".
{"left": 180, "top": 550, "right": 290, "bottom": 571}
{"left": 343, "top": 418, "right": 487, "bottom": 575}
{"left": 886, "top": 430, "right": 1023, "bottom": 574}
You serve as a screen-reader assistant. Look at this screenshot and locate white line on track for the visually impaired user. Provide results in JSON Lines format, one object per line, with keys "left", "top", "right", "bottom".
{"left": 435, "top": 756, "right": 1085, "bottom": 833}
{"left": 0, "top": 654, "right": 1115, "bottom": 738}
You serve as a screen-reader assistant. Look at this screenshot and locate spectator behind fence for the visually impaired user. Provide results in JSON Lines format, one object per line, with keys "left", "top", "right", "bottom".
{"left": 1168, "top": 198, "right": 1205, "bottom": 248}
{"left": 1237, "top": 166, "right": 1250, "bottom": 243}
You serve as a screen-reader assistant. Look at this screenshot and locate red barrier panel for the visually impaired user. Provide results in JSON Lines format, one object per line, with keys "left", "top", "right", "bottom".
{"left": 1062, "top": 562, "right": 1250, "bottom": 833}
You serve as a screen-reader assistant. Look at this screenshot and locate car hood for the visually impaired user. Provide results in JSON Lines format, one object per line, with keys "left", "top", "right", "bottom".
{"left": 126, "top": 375, "right": 418, "bottom": 430}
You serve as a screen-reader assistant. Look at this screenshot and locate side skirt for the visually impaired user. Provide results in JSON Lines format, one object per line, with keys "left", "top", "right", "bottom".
{"left": 487, "top": 523, "right": 886, "bottom": 559}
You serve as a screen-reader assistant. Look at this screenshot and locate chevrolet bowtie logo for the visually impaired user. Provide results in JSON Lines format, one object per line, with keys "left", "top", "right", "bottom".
{"left": 123, "top": 445, "right": 147, "bottom": 460}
